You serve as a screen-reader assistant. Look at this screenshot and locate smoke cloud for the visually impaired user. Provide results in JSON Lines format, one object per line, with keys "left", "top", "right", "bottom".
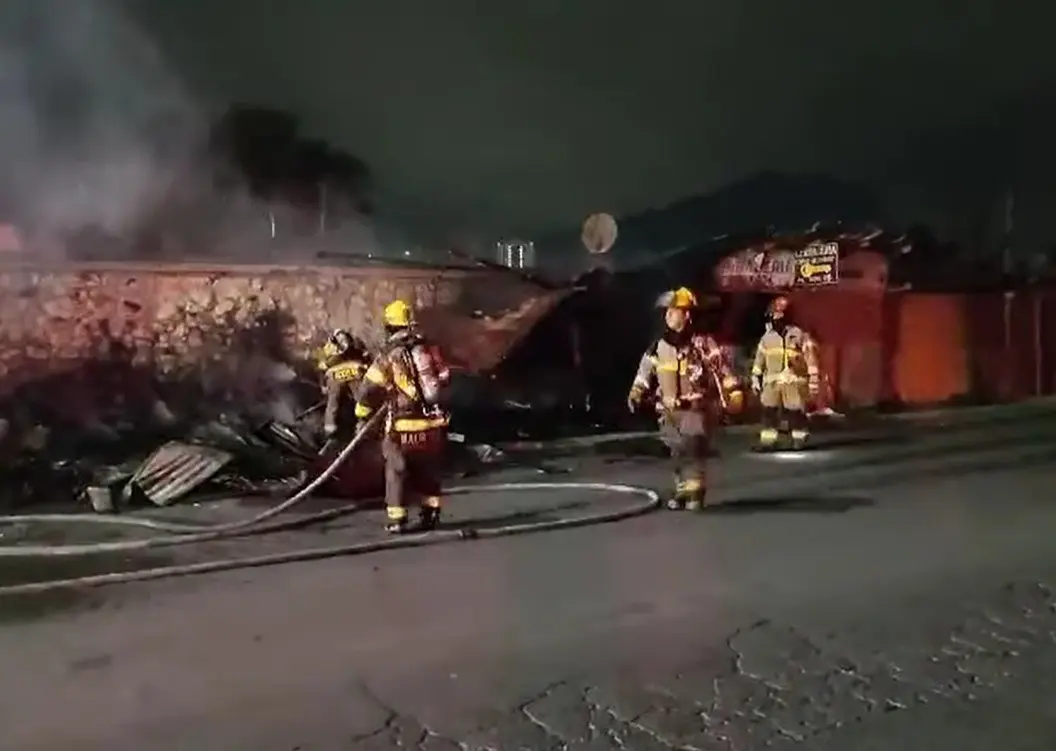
{"left": 0, "top": 1, "right": 391, "bottom": 261}
{"left": 0, "top": 0, "right": 202, "bottom": 252}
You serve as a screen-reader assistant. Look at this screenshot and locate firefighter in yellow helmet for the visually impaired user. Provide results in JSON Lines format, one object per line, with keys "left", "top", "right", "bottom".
{"left": 317, "top": 329, "right": 370, "bottom": 441}
{"left": 627, "top": 287, "right": 743, "bottom": 510}
{"left": 750, "top": 295, "right": 820, "bottom": 450}
{"left": 354, "top": 299, "right": 452, "bottom": 534}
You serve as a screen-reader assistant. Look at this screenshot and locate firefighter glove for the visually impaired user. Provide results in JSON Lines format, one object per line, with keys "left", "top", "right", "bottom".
{"left": 627, "top": 387, "right": 642, "bottom": 413}
{"left": 726, "top": 389, "right": 745, "bottom": 415}
{"left": 750, "top": 374, "right": 763, "bottom": 393}
{"left": 323, "top": 421, "right": 337, "bottom": 437}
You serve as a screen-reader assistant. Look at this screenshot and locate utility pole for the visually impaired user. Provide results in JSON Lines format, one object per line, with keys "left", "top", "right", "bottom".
{"left": 1000, "top": 185, "right": 1015, "bottom": 399}
{"left": 318, "top": 181, "right": 328, "bottom": 235}
{"left": 1002, "top": 186, "right": 1015, "bottom": 276}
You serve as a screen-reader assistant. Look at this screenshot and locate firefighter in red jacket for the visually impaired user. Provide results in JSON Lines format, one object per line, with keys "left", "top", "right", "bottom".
{"left": 354, "top": 300, "right": 452, "bottom": 534}
{"left": 627, "top": 287, "right": 743, "bottom": 510}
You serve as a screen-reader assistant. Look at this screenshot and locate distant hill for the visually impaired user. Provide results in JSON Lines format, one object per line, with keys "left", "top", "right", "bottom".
{"left": 537, "top": 171, "right": 881, "bottom": 274}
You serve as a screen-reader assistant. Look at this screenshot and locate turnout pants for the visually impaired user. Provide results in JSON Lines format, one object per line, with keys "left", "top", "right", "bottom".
{"left": 758, "top": 380, "right": 809, "bottom": 446}
{"left": 382, "top": 427, "right": 446, "bottom": 526}
{"left": 659, "top": 408, "right": 710, "bottom": 504}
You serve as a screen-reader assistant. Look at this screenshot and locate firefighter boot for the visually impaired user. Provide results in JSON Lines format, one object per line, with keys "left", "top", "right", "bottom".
{"left": 666, "top": 479, "right": 685, "bottom": 510}
{"left": 681, "top": 478, "right": 707, "bottom": 512}
{"left": 668, "top": 477, "right": 703, "bottom": 510}
{"left": 753, "top": 427, "right": 780, "bottom": 452}
{"left": 385, "top": 505, "right": 410, "bottom": 534}
{"left": 788, "top": 411, "right": 809, "bottom": 450}
{"left": 418, "top": 497, "right": 442, "bottom": 531}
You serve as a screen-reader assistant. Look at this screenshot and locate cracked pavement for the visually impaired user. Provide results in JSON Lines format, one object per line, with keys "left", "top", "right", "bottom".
{"left": 2, "top": 404, "right": 1056, "bottom": 749}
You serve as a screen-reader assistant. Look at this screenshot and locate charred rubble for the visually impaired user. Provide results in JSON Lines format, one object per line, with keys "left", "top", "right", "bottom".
{"left": 0, "top": 258, "right": 578, "bottom": 513}
{"left": 0, "top": 342, "right": 529, "bottom": 515}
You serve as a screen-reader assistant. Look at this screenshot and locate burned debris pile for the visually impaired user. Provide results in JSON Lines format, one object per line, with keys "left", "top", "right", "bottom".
{"left": 0, "top": 347, "right": 532, "bottom": 515}
{"left": 0, "top": 372, "right": 324, "bottom": 514}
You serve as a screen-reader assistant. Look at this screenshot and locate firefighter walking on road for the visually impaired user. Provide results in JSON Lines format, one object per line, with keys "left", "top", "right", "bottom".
{"left": 750, "top": 296, "right": 820, "bottom": 451}
{"left": 318, "top": 329, "right": 370, "bottom": 441}
{"left": 354, "top": 300, "right": 452, "bottom": 534}
{"left": 627, "top": 287, "right": 743, "bottom": 511}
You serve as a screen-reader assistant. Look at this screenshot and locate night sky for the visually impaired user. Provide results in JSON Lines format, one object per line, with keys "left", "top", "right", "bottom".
{"left": 8, "top": 1, "right": 1056, "bottom": 258}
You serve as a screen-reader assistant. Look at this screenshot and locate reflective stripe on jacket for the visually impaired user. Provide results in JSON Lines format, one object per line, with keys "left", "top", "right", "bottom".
{"left": 354, "top": 331, "right": 451, "bottom": 433}
{"left": 629, "top": 333, "right": 736, "bottom": 407}
{"left": 322, "top": 358, "right": 367, "bottom": 429}
{"left": 751, "top": 325, "right": 819, "bottom": 383}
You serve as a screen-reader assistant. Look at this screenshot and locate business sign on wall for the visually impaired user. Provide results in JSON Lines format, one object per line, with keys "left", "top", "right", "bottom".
{"left": 716, "top": 242, "right": 843, "bottom": 291}
{"left": 794, "top": 242, "right": 839, "bottom": 287}
{"left": 715, "top": 248, "right": 797, "bottom": 291}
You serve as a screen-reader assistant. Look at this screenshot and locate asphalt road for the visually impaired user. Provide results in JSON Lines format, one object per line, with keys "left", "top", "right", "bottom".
{"left": 3, "top": 404, "right": 1056, "bottom": 750}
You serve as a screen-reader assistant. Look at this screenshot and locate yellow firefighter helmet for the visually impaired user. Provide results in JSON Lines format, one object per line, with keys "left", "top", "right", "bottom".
{"left": 383, "top": 299, "right": 414, "bottom": 328}
{"left": 657, "top": 286, "right": 699, "bottom": 310}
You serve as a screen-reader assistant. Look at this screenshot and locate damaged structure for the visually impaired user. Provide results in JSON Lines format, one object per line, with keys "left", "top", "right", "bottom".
{"left": 534, "top": 224, "right": 1056, "bottom": 421}
{"left": 0, "top": 257, "right": 571, "bottom": 510}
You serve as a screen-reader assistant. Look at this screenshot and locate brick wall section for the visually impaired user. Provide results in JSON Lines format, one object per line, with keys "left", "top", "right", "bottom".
{"left": 0, "top": 261, "right": 563, "bottom": 429}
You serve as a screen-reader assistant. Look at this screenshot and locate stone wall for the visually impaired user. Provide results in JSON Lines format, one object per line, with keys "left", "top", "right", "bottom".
{"left": 0, "top": 260, "right": 565, "bottom": 432}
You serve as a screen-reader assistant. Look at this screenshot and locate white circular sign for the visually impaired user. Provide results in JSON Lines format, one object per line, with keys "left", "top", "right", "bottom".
{"left": 581, "top": 213, "right": 618, "bottom": 254}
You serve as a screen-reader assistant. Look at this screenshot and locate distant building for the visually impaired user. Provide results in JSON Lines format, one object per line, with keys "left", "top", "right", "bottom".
{"left": 496, "top": 239, "right": 535, "bottom": 269}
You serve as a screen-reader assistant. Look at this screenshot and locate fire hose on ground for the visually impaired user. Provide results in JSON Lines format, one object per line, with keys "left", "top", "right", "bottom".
{"left": 0, "top": 407, "right": 660, "bottom": 597}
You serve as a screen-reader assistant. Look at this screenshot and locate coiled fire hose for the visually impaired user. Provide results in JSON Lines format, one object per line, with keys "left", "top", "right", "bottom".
{"left": 0, "top": 406, "right": 660, "bottom": 596}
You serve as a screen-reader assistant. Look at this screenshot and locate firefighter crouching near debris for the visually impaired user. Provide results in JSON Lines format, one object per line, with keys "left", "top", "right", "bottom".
{"left": 354, "top": 300, "right": 452, "bottom": 534}
{"left": 750, "top": 296, "right": 820, "bottom": 451}
{"left": 319, "top": 329, "right": 371, "bottom": 441}
{"left": 626, "top": 287, "right": 743, "bottom": 511}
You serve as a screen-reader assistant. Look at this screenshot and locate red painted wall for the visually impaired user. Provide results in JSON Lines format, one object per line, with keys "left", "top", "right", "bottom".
{"left": 787, "top": 286, "right": 1056, "bottom": 409}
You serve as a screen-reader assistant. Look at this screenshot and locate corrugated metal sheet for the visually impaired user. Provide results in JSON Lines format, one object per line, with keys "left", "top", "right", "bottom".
{"left": 127, "top": 441, "right": 232, "bottom": 507}
{"left": 256, "top": 420, "right": 318, "bottom": 460}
